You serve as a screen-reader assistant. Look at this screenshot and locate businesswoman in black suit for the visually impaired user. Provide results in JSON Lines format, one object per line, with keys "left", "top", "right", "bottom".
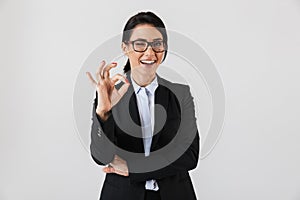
{"left": 86, "top": 11, "right": 200, "bottom": 200}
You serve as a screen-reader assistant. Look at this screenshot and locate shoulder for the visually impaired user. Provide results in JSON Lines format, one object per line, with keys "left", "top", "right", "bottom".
{"left": 157, "top": 75, "right": 191, "bottom": 98}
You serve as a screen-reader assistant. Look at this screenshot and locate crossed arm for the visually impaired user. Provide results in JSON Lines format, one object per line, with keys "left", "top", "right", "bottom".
{"left": 90, "top": 85, "right": 200, "bottom": 182}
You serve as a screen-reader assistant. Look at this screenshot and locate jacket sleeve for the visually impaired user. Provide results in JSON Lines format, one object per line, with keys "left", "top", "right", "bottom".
{"left": 90, "top": 92, "right": 116, "bottom": 166}
{"left": 128, "top": 85, "right": 200, "bottom": 182}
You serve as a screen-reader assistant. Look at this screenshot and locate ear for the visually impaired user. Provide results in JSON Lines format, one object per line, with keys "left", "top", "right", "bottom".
{"left": 121, "top": 42, "right": 129, "bottom": 56}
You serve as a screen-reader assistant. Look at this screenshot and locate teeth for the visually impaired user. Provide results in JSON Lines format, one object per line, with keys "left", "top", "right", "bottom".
{"left": 141, "top": 60, "right": 155, "bottom": 64}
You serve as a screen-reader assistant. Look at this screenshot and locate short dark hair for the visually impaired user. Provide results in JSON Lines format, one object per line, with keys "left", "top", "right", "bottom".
{"left": 122, "top": 11, "right": 168, "bottom": 73}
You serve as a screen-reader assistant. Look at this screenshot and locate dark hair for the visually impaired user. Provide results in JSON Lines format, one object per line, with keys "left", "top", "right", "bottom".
{"left": 122, "top": 11, "right": 168, "bottom": 73}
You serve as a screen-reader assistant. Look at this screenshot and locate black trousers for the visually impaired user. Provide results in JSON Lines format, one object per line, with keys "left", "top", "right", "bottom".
{"left": 144, "top": 190, "right": 161, "bottom": 200}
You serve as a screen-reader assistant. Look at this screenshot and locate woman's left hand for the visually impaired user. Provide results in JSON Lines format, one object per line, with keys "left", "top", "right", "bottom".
{"left": 103, "top": 155, "right": 129, "bottom": 176}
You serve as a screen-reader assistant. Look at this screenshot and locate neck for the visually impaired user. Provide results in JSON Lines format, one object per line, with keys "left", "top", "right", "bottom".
{"left": 131, "top": 71, "right": 156, "bottom": 87}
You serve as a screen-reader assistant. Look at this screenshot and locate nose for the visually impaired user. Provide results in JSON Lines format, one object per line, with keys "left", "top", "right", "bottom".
{"left": 144, "top": 45, "right": 155, "bottom": 55}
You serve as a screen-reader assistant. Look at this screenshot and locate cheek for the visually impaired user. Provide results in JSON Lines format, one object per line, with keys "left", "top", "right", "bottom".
{"left": 128, "top": 51, "right": 137, "bottom": 59}
{"left": 128, "top": 52, "right": 142, "bottom": 64}
{"left": 157, "top": 53, "right": 164, "bottom": 63}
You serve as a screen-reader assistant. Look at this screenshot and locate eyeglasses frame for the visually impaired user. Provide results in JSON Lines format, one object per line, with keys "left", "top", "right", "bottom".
{"left": 124, "top": 39, "right": 166, "bottom": 53}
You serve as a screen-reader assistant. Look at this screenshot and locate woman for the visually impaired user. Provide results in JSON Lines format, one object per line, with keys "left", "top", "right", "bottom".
{"left": 86, "top": 11, "right": 200, "bottom": 200}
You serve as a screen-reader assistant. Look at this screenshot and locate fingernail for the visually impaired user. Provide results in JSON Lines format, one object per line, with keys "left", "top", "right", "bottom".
{"left": 112, "top": 62, "right": 117, "bottom": 65}
{"left": 125, "top": 78, "right": 130, "bottom": 83}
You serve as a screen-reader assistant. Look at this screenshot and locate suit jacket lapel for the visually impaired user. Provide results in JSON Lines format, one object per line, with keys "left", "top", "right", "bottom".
{"left": 128, "top": 90, "right": 141, "bottom": 127}
{"left": 151, "top": 76, "right": 169, "bottom": 151}
{"left": 115, "top": 74, "right": 144, "bottom": 152}
{"left": 125, "top": 73, "right": 141, "bottom": 127}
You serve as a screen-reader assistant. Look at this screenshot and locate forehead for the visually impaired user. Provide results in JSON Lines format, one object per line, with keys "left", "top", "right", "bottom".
{"left": 130, "top": 24, "right": 163, "bottom": 41}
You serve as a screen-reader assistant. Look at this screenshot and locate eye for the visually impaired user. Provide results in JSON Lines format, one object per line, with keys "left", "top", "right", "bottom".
{"left": 134, "top": 41, "right": 147, "bottom": 47}
{"left": 153, "top": 41, "right": 163, "bottom": 47}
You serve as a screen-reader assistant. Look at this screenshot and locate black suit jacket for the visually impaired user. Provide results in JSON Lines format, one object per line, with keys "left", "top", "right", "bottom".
{"left": 90, "top": 73, "right": 200, "bottom": 200}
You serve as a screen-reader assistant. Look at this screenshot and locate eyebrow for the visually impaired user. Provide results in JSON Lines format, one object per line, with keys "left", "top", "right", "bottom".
{"left": 134, "top": 38, "right": 163, "bottom": 41}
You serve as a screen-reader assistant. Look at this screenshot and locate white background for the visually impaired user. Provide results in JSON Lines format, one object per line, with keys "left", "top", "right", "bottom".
{"left": 1, "top": 0, "right": 300, "bottom": 199}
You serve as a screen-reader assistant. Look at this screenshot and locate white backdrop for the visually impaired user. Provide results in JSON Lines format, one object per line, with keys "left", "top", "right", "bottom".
{"left": 1, "top": 0, "right": 300, "bottom": 199}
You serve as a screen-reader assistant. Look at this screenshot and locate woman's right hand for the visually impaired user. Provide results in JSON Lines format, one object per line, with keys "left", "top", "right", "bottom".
{"left": 86, "top": 60, "right": 130, "bottom": 120}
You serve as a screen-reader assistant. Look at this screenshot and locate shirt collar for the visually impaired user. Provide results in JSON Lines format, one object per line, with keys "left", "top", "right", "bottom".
{"left": 131, "top": 75, "right": 158, "bottom": 95}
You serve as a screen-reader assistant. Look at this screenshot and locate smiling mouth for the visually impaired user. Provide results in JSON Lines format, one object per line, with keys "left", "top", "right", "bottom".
{"left": 140, "top": 60, "right": 156, "bottom": 65}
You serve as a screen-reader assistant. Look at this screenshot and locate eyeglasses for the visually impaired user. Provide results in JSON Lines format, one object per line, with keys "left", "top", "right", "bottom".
{"left": 125, "top": 40, "right": 166, "bottom": 53}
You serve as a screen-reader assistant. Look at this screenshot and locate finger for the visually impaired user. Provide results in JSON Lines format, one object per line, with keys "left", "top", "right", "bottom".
{"left": 103, "top": 62, "right": 118, "bottom": 80}
{"left": 103, "top": 166, "right": 128, "bottom": 176}
{"left": 96, "top": 60, "right": 106, "bottom": 81}
{"left": 102, "top": 167, "right": 110, "bottom": 173}
{"left": 111, "top": 74, "right": 129, "bottom": 85}
{"left": 103, "top": 168, "right": 112, "bottom": 173}
{"left": 86, "top": 72, "right": 97, "bottom": 87}
{"left": 102, "top": 166, "right": 115, "bottom": 173}
{"left": 117, "top": 82, "right": 130, "bottom": 97}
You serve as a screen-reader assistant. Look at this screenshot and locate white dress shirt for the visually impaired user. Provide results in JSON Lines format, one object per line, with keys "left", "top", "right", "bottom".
{"left": 131, "top": 75, "right": 159, "bottom": 191}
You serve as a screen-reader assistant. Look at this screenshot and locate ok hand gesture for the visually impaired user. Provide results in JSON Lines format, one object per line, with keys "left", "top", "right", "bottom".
{"left": 86, "top": 61, "right": 130, "bottom": 120}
